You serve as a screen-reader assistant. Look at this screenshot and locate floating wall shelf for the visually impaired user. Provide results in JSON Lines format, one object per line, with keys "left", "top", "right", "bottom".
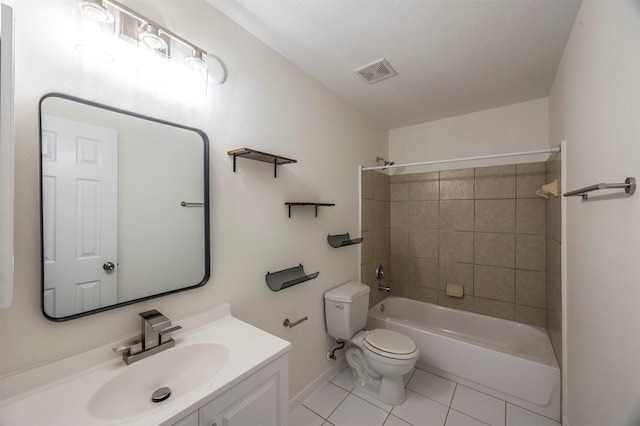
{"left": 265, "top": 264, "right": 319, "bottom": 292}
{"left": 285, "top": 202, "right": 335, "bottom": 218}
{"left": 327, "top": 233, "right": 363, "bottom": 248}
{"left": 228, "top": 148, "right": 297, "bottom": 178}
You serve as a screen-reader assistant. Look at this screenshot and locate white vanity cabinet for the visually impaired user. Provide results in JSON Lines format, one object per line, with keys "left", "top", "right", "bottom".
{"left": 0, "top": 304, "right": 291, "bottom": 426}
{"left": 173, "top": 411, "right": 199, "bottom": 426}
{"left": 172, "top": 355, "right": 289, "bottom": 426}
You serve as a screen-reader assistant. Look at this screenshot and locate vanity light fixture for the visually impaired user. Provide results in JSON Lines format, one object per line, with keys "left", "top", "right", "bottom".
{"left": 80, "top": 0, "right": 114, "bottom": 23}
{"left": 76, "top": 0, "right": 225, "bottom": 82}
{"left": 185, "top": 49, "right": 208, "bottom": 72}
{"left": 137, "top": 24, "right": 168, "bottom": 52}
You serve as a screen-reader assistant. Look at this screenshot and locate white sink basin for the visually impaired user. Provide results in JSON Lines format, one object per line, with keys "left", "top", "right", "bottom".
{"left": 89, "top": 342, "right": 229, "bottom": 420}
{"left": 0, "top": 303, "right": 291, "bottom": 426}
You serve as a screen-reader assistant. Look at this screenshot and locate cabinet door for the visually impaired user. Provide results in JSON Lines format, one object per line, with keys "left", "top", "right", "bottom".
{"left": 199, "top": 357, "right": 288, "bottom": 426}
{"left": 172, "top": 411, "right": 199, "bottom": 426}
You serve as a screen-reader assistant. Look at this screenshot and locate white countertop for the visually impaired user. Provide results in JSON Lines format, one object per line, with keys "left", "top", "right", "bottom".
{"left": 0, "top": 303, "right": 290, "bottom": 425}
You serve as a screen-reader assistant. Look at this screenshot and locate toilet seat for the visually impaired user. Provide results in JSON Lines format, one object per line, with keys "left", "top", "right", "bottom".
{"left": 363, "top": 329, "right": 418, "bottom": 360}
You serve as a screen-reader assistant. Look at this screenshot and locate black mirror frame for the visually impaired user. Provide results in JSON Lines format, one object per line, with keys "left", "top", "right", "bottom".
{"left": 39, "top": 92, "right": 211, "bottom": 322}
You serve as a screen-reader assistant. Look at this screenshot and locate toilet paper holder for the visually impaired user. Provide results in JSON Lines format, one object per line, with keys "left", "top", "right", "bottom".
{"left": 283, "top": 316, "right": 308, "bottom": 328}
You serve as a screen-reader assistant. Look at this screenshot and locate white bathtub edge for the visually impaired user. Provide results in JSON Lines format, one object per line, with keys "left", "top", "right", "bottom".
{"left": 368, "top": 297, "right": 561, "bottom": 422}
{"left": 416, "top": 361, "right": 561, "bottom": 422}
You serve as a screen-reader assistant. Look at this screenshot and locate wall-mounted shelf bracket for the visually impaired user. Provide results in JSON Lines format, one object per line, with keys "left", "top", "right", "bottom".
{"left": 265, "top": 264, "right": 319, "bottom": 292}
{"left": 327, "top": 233, "right": 363, "bottom": 248}
{"left": 227, "top": 148, "right": 297, "bottom": 178}
{"left": 285, "top": 202, "right": 335, "bottom": 218}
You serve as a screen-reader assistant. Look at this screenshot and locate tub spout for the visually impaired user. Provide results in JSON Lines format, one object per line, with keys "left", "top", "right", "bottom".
{"left": 378, "top": 284, "right": 391, "bottom": 293}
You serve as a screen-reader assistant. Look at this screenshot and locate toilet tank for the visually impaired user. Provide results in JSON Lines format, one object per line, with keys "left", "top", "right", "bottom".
{"left": 324, "top": 281, "right": 370, "bottom": 340}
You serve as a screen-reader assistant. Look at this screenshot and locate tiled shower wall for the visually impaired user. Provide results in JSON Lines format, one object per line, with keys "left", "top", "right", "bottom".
{"left": 362, "top": 161, "right": 562, "bottom": 352}
{"left": 361, "top": 164, "right": 549, "bottom": 326}
{"left": 360, "top": 171, "right": 391, "bottom": 307}
{"left": 384, "top": 163, "right": 548, "bottom": 326}
{"left": 546, "top": 154, "right": 562, "bottom": 366}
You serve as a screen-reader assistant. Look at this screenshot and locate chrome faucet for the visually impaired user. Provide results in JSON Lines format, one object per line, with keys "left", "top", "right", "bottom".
{"left": 140, "top": 309, "right": 172, "bottom": 349}
{"left": 113, "top": 309, "right": 182, "bottom": 365}
{"left": 378, "top": 284, "right": 391, "bottom": 293}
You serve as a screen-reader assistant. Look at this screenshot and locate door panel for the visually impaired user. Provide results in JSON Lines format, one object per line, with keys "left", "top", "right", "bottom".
{"left": 42, "top": 115, "right": 118, "bottom": 317}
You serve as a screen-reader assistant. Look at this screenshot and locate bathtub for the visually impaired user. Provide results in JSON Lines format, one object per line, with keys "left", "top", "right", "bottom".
{"left": 367, "top": 296, "right": 560, "bottom": 421}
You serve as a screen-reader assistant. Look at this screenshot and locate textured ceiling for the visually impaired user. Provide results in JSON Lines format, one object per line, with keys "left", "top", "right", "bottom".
{"left": 208, "top": 0, "right": 581, "bottom": 129}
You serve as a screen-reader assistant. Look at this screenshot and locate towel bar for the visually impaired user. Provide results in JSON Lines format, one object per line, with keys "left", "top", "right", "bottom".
{"left": 564, "top": 177, "right": 635, "bottom": 200}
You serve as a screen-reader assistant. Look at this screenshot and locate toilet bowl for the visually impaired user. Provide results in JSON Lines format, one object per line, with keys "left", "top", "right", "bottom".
{"left": 324, "top": 281, "right": 419, "bottom": 405}
{"left": 346, "top": 329, "right": 418, "bottom": 405}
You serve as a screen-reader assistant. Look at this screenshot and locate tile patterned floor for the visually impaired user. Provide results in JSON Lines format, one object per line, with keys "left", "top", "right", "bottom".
{"left": 290, "top": 366, "right": 561, "bottom": 426}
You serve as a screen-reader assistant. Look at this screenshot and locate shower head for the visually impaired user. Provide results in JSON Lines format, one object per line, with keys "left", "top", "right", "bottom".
{"left": 376, "top": 156, "right": 394, "bottom": 166}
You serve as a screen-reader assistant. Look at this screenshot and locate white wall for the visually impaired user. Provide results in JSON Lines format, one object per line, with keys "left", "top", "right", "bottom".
{"left": 388, "top": 98, "right": 549, "bottom": 173}
{"left": 0, "top": 0, "right": 386, "bottom": 398}
{"left": 548, "top": 1, "right": 640, "bottom": 424}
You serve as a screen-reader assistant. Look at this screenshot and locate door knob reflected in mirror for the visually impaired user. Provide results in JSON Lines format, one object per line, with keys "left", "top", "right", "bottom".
{"left": 103, "top": 262, "right": 115, "bottom": 271}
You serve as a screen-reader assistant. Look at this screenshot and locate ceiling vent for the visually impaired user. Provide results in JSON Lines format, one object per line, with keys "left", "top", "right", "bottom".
{"left": 355, "top": 58, "right": 397, "bottom": 84}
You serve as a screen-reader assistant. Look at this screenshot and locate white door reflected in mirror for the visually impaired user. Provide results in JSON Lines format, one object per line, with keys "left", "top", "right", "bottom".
{"left": 41, "top": 115, "right": 118, "bottom": 317}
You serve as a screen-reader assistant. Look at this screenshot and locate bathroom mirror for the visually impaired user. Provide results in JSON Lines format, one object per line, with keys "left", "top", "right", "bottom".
{"left": 39, "top": 93, "right": 210, "bottom": 321}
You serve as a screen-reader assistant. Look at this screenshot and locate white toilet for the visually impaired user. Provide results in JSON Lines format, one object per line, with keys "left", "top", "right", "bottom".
{"left": 324, "top": 281, "right": 419, "bottom": 405}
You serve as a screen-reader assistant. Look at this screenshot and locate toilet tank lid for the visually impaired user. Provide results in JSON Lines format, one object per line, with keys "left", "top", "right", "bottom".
{"left": 324, "top": 281, "right": 370, "bottom": 302}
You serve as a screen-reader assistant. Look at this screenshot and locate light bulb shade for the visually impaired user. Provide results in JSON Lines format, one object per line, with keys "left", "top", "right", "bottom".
{"left": 80, "top": 0, "right": 114, "bottom": 23}
{"left": 185, "top": 50, "right": 208, "bottom": 72}
{"left": 138, "top": 24, "right": 168, "bottom": 51}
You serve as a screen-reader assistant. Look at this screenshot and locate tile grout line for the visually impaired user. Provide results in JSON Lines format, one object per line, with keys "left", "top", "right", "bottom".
{"left": 301, "top": 364, "right": 559, "bottom": 426}
{"left": 449, "top": 407, "right": 492, "bottom": 425}
{"left": 323, "top": 387, "right": 351, "bottom": 422}
{"left": 441, "top": 382, "right": 458, "bottom": 426}
{"left": 504, "top": 401, "right": 562, "bottom": 424}
{"left": 299, "top": 403, "right": 329, "bottom": 422}
{"left": 452, "top": 383, "right": 508, "bottom": 426}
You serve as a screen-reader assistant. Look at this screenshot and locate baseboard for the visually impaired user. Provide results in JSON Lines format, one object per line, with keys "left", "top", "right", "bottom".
{"left": 289, "top": 357, "right": 347, "bottom": 412}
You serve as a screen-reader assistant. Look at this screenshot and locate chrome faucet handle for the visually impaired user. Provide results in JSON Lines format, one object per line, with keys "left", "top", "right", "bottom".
{"left": 159, "top": 325, "right": 182, "bottom": 344}
{"left": 114, "top": 311, "right": 181, "bottom": 365}
{"left": 139, "top": 309, "right": 172, "bottom": 350}
{"left": 139, "top": 309, "right": 172, "bottom": 331}
{"left": 113, "top": 339, "right": 142, "bottom": 356}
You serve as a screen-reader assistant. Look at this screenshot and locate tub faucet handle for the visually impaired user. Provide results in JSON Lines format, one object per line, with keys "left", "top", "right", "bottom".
{"left": 375, "top": 265, "right": 385, "bottom": 280}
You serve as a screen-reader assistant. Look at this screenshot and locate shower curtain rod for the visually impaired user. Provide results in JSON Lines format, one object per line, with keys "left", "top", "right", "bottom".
{"left": 361, "top": 147, "right": 561, "bottom": 171}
